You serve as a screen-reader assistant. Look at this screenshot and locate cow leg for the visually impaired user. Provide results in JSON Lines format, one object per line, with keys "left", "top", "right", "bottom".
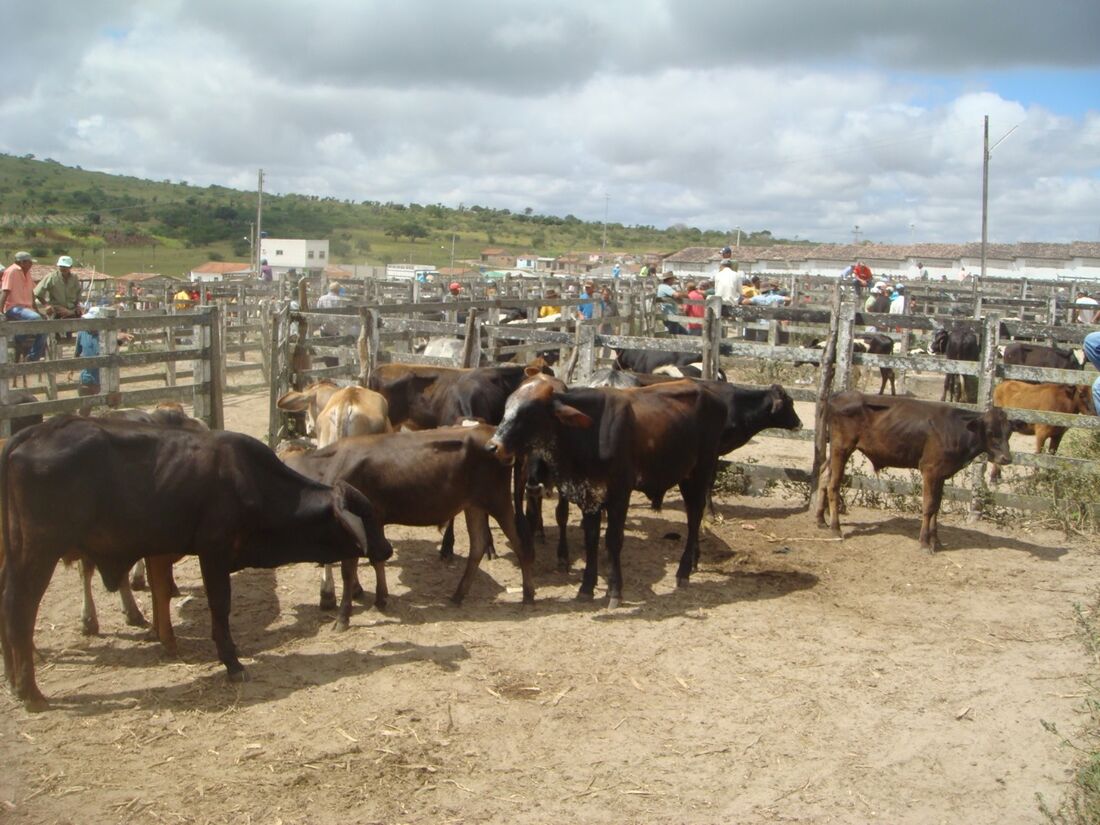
{"left": 146, "top": 555, "right": 178, "bottom": 656}
{"left": 919, "top": 473, "right": 946, "bottom": 553}
{"left": 439, "top": 519, "right": 456, "bottom": 560}
{"left": 131, "top": 558, "right": 147, "bottom": 590}
{"left": 3, "top": 557, "right": 57, "bottom": 711}
{"left": 334, "top": 558, "right": 359, "bottom": 631}
{"left": 197, "top": 556, "right": 246, "bottom": 681}
{"left": 372, "top": 557, "right": 388, "bottom": 611}
{"left": 525, "top": 488, "right": 545, "bottom": 542}
{"left": 79, "top": 558, "right": 100, "bottom": 636}
{"left": 814, "top": 463, "right": 831, "bottom": 526}
{"left": 492, "top": 494, "right": 536, "bottom": 605}
{"left": 825, "top": 446, "right": 854, "bottom": 536}
{"left": 451, "top": 509, "right": 491, "bottom": 606}
{"left": 319, "top": 564, "right": 337, "bottom": 611}
{"left": 555, "top": 495, "right": 570, "bottom": 572}
{"left": 675, "top": 475, "right": 708, "bottom": 585}
{"left": 116, "top": 572, "right": 148, "bottom": 628}
{"left": 604, "top": 503, "right": 627, "bottom": 609}
{"left": 576, "top": 510, "right": 602, "bottom": 601}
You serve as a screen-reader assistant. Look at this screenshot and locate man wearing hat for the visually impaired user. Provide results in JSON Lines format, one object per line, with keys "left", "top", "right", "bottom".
{"left": 656, "top": 271, "right": 687, "bottom": 335}
{"left": 864, "top": 281, "right": 892, "bottom": 314}
{"left": 0, "top": 252, "right": 46, "bottom": 361}
{"left": 35, "top": 255, "right": 84, "bottom": 319}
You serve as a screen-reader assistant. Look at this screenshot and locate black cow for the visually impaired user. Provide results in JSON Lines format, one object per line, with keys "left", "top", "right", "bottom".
{"left": 1002, "top": 342, "right": 1081, "bottom": 376}
{"left": 931, "top": 324, "right": 980, "bottom": 403}
{"left": 487, "top": 380, "right": 728, "bottom": 607}
{"left": 0, "top": 416, "right": 392, "bottom": 711}
{"left": 613, "top": 349, "right": 700, "bottom": 374}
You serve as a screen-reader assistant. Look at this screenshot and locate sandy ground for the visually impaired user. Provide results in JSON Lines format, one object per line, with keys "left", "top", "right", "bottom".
{"left": 2, "top": 383, "right": 1098, "bottom": 824}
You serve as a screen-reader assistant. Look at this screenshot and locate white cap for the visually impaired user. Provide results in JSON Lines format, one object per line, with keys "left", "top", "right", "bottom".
{"left": 57, "top": 255, "right": 74, "bottom": 268}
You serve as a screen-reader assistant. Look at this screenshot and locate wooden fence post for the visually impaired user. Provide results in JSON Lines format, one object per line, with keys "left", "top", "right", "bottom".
{"left": 460, "top": 309, "right": 481, "bottom": 368}
{"left": 702, "top": 296, "right": 723, "bottom": 380}
{"left": 267, "top": 305, "right": 291, "bottom": 446}
{"left": 834, "top": 302, "right": 857, "bottom": 391}
{"left": 190, "top": 309, "right": 209, "bottom": 424}
{"left": 0, "top": 327, "right": 11, "bottom": 438}
{"left": 207, "top": 305, "right": 225, "bottom": 430}
{"left": 808, "top": 289, "right": 843, "bottom": 514}
{"left": 357, "top": 308, "right": 379, "bottom": 387}
{"left": 967, "top": 312, "right": 1001, "bottom": 523}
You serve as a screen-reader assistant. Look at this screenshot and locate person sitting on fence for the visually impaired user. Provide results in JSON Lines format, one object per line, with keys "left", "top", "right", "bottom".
{"left": 174, "top": 287, "right": 192, "bottom": 311}
{"left": 1074, "top": 290, "right": 1098, "bottom": 325}
{"left": 740, "top": 286, "right": 791, "bottom": 307}
{"left": 864, "top": 281, "right": 892, "bottom": 315}
{"left": 684, "top": 280, "right": 706, "bottom": 335}
{"left": 656, "top": 272, "right": 688, "bottom": 336}
{"left": 1084, "top": 332, "right": 1100, "bottom": 415}
{"left": 34, "top": 256, "right": 83, "bottom": 319}
{"left": 1, "top": 252, "right": 46, "bottom": 362}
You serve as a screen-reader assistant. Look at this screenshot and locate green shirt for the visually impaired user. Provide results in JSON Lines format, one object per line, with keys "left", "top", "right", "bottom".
{"left": 34, "top": 269, "right": 82, "bottom": 311}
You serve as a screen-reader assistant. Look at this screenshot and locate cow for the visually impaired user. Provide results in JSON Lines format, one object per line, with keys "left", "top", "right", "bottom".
{"left": 1001, "top": 342, "right": 1082, "bottom": 375}
{"left": 282, "top": 423, "right": 535, "bottom": 627}
{"left": 275, "top": 379, "right": 345, "bottom": 440}
{"left": 989, "top": 381, "right": 1094, "bottom": 481}
{"left": 614, "top": 349, "right": 700, "bottom": 374}
{"left": 0, "top": 416, "right": 391, "bottom": 712}
{"left": 486, "top": 380, "right": 728, "bottom": 607}
{"left": 814, "top": 391, "right": 1015, "bottom": 552}
{"left": 931, "top": 324, "right": 980, "bottom": 403}
{"left": 799, "top": 335, "right": 896, "bottom": 395}
{"left": 653, "top": 362, "right": 728, "bottom": 381}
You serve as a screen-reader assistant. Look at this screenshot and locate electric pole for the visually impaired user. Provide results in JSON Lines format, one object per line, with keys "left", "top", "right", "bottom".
{"left": 255, "top": 169, "right": 264, "bottom": 278}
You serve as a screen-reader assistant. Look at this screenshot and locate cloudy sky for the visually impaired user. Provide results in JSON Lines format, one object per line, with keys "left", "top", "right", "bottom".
{"left": 3, "top": 0, "right": 1099, "bottom": 244}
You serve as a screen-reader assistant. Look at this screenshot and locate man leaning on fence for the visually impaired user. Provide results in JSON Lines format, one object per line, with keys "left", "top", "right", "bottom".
{"left": 1, "top": 252, "right": 46, "bottom": 361}
{"left": 35, "top": 255, "right": 83, "bottom": 319}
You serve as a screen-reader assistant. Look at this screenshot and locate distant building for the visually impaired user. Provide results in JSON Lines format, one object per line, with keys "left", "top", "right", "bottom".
{"left": 258, "top": 238, "right": 330, "bottom": 277}
{"left": 189, "top": 261, "right": 252, "bottom": 283}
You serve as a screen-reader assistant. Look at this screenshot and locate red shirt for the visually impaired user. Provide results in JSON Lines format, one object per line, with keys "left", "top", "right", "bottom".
{"left": 853, "top": 264, "right": 873, "bottom": 286}
{"left": 685, "top": 288, "right": 706, "bottom": 330}
{"left": 1, "top": 264, "right": 36, "bottom": 312}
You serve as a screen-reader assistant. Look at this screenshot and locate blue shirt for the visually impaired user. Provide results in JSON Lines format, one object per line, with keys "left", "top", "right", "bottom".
{"left": 577, "top": 291, "right": 595, "bottom": 320}
{"left": 75, "top": 329, "right": 100, "bottom": 386}
{"left": 746, "top": 292, "right": 788, "bottom": 306}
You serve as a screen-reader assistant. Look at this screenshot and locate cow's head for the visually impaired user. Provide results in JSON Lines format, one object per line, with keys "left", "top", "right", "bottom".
{"left": 485, "top": 379, "right": 591, "bottom": 464}
{"left": 276, "top": 380, "right": 340, "bottom": 436}
{"left": 767, "top": 384, "right": 803, "bottom": 431}
{"left": 977, "top": 407, "right": 1014, "bottom": 466}
{"left": 1073, "top": 384, "right": 1095, "bottom": 416}
{"left": 333, "top": 481, "right": 393, "bottom": 565}
{"left": 930, "top": 327, "right": 948, "bottom": 355}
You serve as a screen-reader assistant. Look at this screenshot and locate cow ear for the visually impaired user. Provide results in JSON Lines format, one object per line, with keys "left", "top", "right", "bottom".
{"left": 552, "top": 401, "right": 593, "bottom": 429}
{"left": 276, "top": 390, "right": 310, "bottom": 412}
{"left": 524, "top": 366, "right": 541, "bottom": 378}
{"left": 770, "top": 385, "right": 785, "bottom": 413}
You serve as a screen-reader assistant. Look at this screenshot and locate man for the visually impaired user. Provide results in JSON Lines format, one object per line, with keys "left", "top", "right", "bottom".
{"left": 1074, "top": 290, "right": 1098, "bottom": 325}
{"left": 713, "top": 260, "right": 738, "bottom": 310}
{"left": 576, "top": 282, "right": 595, "bottom": 321}
{"left": 741, "top": 289, "right": 791, "bottom": 307}
{"left": 684, "top": 280, "right": 706, "bottom": 335}
{"left": 1084, "top": 331, "right": 1100, "bottom": 414}
{"left": 316, "top": 282, "right": 347, "bottom": 335}
{"left": 445, "top": 282, "right": 462, "bottom": 300}
{"left": 864, "top": 281, "right": 892, "bottom": 314}
{"left": 35, "top": 255, "right": 83, "bottom": 319}
{"left": 852, "top": 261, "right": 873, "bottom": 296}
{"left": 0, "top": 251, "right": 46, "bottom": 361}
{"left": 260, "top": 258, "right": 273, "bottom": 282}
{"left": 656, "top": 272, "right": 687, "bottom": 335}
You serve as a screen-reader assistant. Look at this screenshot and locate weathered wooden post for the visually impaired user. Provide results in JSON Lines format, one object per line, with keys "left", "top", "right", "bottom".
{"left": 357, "top": 308, "right": 379, "bottom": 387}
{"left": 267, "top": 304, "right": 291, "bottom": 446}
{"left": 460, "top": 309, "right": 481, "bottom": 368}
{"left": 834, "top": 302, "right": 857, "bottom": 391}
{"left": 0, "top": 323, "right": 11, "bottom": 438}
{"left": 702, "top": 296, "right": 723, "bottom": 380}
{"left": 967, "top": 312, "right": 1000, "bottom": 523}
{"left": 808, "top": 289, "right": 843, "bottom": 514}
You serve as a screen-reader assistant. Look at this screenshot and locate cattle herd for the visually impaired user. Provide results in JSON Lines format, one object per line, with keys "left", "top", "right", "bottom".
{"left": 0, "top": 340, "right": 1093, "bottom": 712}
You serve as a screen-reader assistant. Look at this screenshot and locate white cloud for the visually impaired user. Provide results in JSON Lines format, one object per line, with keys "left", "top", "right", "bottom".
{"left": 0, "top": 0, "right": 1097, "bottom": 243}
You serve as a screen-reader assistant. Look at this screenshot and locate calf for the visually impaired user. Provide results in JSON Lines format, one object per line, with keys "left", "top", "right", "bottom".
{"left": 931, "top": 324, "right": 980, "bottom": 403}
{"left": 282, "top": 424, "right": 535, "bottom": 626}
{"left": 990, "top": 381, "right": 1093, "bottom": 481}
{"left": 0, "top": 416, "right": 391, "bottom": 711}
{"left": 276, "top": 379, "right": 345, "bottom": 439}
{"left": 487, "top": 380, "right": 728, "bottom": 607}
{"left": 814, "top": 391, "right": 1014, "bottom": 551}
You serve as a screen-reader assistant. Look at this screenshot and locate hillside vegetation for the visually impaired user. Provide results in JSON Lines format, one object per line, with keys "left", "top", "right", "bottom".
{"left": 0, "top": 153, "right": 794, "bottom": 277}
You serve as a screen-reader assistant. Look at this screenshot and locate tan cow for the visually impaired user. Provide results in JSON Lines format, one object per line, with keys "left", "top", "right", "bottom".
{"left": 990, "top": 381, "right": 1094, "bottom": 481}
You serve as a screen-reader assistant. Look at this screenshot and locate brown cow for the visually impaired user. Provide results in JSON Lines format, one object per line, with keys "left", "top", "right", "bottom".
{"left": 0, "top": 416, "right": 391, "bottom": 711}
{"left": 990, "top": 381, "right": 1093, "bottom": 481}
{"left": 815, "top": 391, "right": 1014, "bottom": 551}
{"left": 282, "top": 423, "right": 535, "bottom": 627}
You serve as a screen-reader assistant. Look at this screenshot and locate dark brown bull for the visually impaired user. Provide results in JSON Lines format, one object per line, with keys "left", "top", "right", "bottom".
{"left": 814, "top": 391, "right": 1014, "bottom": 551}
{"left": 0, "top": 416, "right": 391, "bottom": 712}
{"left": 487, "top": 379, "right": 728, "bottom": 607}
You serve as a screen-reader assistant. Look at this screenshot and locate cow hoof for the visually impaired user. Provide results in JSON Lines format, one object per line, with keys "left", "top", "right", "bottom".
{"left": 676, "top": 577, "right": 690, "bottom": 588}
{"left": 81, "top": 618, "right": 99, "bottom": 636}
{"left": 23, "top": 694, "right": 50, "bottom": 713}
{"left": 319, "top": 592, "right": 338, "bottom": 612}
{"left": 439, "top": 547, "right": 454, "bottom": 561}
{"left": 556, "top": 560, "right": 570, "bottom": 574}
{"left": 351, "top": 585, "right": 368, "bottom": 604}
{"left": 608, "top": 596, "right": 622, "bottom": 609}
{"left": 126, "top": 613, "right": 149, "bottom": 628}
{"left": 575, "top": 589, "right": 594, "bottom": 602}
{"left": 226, "top": 668, "right": 250, "bottom": 684}
{"left": 332, "top": 620, "right": 350, "bottom": 633}
{"left": 374, "top": 595, "right": 388, "bottom": 611}
{"left": 169, "top": 584, "right": 181, "bottom": 598}
{"left": 522, "top": 589, "right": 535, "bottom": 605}
{"left": 131, "top": 575, "right": 147, "bottom": 591}
{"left": 449, "top": 593, "right": 466, "bottom": 607}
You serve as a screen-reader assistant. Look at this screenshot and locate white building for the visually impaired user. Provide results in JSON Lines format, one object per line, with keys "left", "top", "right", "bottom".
{"left": 258, "top": 238, "right": 330, "bottom": 275}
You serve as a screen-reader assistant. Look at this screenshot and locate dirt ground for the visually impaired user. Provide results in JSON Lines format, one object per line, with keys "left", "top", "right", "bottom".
{"left": 2, "top": 384, "right": 1099, "bottom": 824}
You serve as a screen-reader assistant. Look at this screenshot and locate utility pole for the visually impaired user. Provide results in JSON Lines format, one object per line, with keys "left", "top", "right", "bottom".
{"left": 450, "top": 232, "right": 456, "bottom": 271}
{"left": 980, "top": 115, "right": 1020, "bottom": 281}
{"left": 735, "top": 226, "right": 741, "bottom": 248}
{"left": 255, "top": 169, "right": 264, "bottom": 278}
{"left": 852, "top": 225, "right": 861, "bottom": 245}
{"left": 601, "top": 193, "right": 609, "bottom": 257}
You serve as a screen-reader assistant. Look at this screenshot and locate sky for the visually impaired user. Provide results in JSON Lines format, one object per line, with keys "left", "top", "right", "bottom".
{"left": 2, "top": 0, "right": 1099, "bottom": 245}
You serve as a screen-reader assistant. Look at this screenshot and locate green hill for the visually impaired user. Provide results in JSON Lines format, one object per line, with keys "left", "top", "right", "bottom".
{"left": 0, "top": 153, "right": 790, "bottom": 277}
